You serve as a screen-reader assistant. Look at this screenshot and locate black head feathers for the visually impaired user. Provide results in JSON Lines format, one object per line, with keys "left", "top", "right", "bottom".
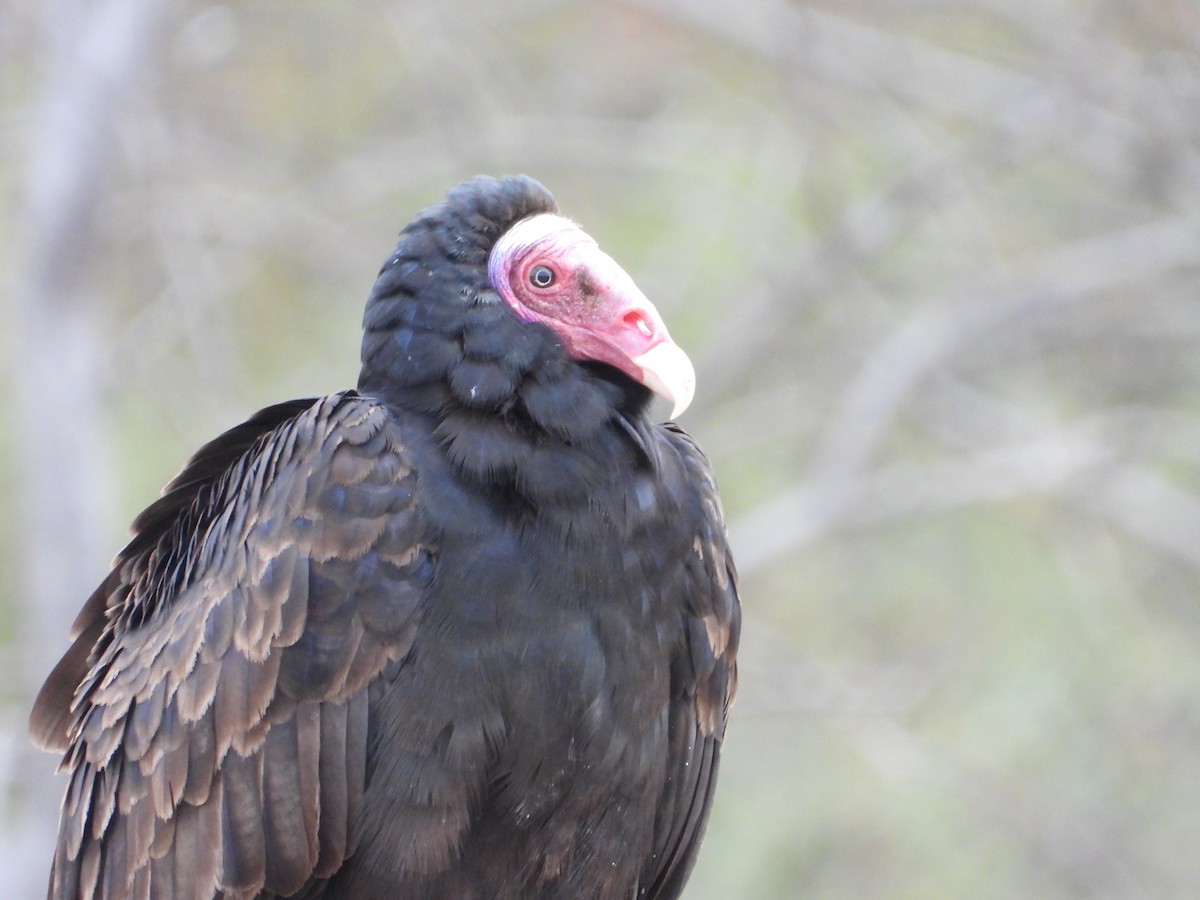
{"left": 358, "top": 176, "right": 558, "bottom": 401}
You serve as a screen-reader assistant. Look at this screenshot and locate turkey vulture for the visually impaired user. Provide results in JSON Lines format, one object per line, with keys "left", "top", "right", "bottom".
{"left": 30, "top": 175, "right": 740, "bottom": 899}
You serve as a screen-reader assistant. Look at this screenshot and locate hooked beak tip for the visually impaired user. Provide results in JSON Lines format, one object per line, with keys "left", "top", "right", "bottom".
{"left": 632, "top": 342, "right": 696, "bottom": 420}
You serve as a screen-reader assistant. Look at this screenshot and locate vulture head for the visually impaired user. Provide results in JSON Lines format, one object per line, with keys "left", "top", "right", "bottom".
{"left": 358, "top": 176, "right": 694, "bottom": 425}
{"left": 488, "top": 212, "right": 694, "bottom": 418}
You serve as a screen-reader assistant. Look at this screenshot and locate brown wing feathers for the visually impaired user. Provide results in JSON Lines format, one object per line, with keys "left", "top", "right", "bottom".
{"left": 40, "top": 392, "right": 426, "bottom": 898}
{"left": 30, "top": 400, "right": 319, "bottom": 755}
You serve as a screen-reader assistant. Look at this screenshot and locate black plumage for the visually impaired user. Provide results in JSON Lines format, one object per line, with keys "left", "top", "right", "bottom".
{"left": 31, "top": 175, "right": 740, "bottom": 899}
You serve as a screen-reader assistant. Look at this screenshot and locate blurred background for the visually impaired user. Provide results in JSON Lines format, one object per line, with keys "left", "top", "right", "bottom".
{"left": 4, "top": 0, "right": 1200, "bottom": 896}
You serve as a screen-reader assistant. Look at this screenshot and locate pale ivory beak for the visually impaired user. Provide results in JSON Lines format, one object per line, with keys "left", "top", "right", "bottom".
{"left": 632, "top": 341, "right": 696, "bottom": 419}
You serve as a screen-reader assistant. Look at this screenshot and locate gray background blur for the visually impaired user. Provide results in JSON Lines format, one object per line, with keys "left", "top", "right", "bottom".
{"left": 4, "top": 0, "right": 1200, "bottom": 896}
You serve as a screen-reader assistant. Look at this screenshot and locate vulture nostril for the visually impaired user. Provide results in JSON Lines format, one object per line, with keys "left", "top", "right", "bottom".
{"left": 624, "top": 311, "right": 653, "bottom": 337}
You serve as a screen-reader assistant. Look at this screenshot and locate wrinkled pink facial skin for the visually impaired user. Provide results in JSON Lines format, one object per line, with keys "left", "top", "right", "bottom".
{"left": 488, "top": 215, "right": 672, "bottom": 387}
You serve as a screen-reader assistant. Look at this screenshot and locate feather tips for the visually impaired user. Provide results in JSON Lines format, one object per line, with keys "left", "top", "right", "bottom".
{"left": 43, "top": 393, "right": 427, "bottom": 898}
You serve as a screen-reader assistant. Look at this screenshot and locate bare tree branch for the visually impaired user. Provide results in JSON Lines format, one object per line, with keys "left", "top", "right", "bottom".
{"left": 8, "top": 0, "right": 175, "bottom": 893}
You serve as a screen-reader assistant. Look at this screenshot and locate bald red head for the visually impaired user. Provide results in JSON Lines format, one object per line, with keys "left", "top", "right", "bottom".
{"left": 489, "top": 214, "right": 695, "bottom": 418}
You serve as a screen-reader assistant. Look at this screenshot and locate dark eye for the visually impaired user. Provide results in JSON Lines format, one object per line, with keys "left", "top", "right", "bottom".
{"left": 529, "top": 265, "right": 555, "bottom": 288}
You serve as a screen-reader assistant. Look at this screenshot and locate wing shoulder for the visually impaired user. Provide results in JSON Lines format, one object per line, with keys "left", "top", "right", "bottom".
{"left": 37, "top": 391, "right": 431, "bottom": 899}
{"left": 30, "top": 397, "right": 320, "bottom": 752}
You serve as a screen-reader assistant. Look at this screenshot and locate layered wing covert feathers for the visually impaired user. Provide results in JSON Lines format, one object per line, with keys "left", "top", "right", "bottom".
{"left": 31, "top": 392, "right": 430, "bottom": 899}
